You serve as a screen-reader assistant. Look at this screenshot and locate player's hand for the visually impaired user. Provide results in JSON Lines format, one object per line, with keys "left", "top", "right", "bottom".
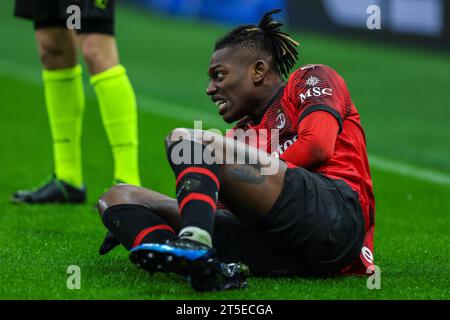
{"left": 99, "top": 230, "right": 120, "bottom": 255}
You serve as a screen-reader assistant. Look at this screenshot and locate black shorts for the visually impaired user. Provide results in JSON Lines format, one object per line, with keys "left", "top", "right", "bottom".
{"left": 14, "top": 0, "right": 115, "bottom": 35}
{"left": 213, "top": 167, "right": 365, "bottom": 277}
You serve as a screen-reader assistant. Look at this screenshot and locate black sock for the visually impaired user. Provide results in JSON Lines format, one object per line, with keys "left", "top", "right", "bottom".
{"left": 102, "top": 204, "right": 176, "bottom": 250}
{"left": 167, "top": 139, "right": 220, "bottom": 236}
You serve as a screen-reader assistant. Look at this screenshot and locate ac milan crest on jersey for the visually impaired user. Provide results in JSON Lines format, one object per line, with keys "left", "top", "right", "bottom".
{"left": 275, "top": 110, "right": 286, "bottom": 129}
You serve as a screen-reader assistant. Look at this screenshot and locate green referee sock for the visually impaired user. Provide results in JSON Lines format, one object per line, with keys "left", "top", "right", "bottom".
{"left": 91, "top": 64, "right": 140, "bottom": 186}
{"left": 43, "top": 65, "right": 85, "bottom": 188}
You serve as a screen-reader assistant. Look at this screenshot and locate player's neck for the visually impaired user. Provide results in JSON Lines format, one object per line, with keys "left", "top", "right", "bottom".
{"left": 250, "top": 81, "right": 284, "bottom": 123}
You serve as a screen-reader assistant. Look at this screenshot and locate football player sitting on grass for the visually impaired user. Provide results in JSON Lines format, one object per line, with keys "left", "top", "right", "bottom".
{"left": 97, "top": 10, "right": 375, "bottom": 292}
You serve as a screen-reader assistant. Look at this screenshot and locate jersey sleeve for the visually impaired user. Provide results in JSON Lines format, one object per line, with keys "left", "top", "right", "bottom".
{"left": 280, "top": 110, "right": 339, "bottom": 169}
{"left": 286, "top": 65, "right": 351, "bottom": 132}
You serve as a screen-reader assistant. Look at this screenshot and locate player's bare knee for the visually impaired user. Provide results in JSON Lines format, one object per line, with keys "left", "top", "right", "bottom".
{"left": 164, "top": 128, "right": 179, "bottom": 150}
{"left": 38, "top": 44, "right": 62, "bottom": 65}
{"left": 81, "top": 41, "right": 102, "bottom": 72}
{"left": 80, "top": 34, "right": 118, "bottom": 74}
{"left": 165, "top": 128, "right": 192, "bottom": 150}
{"left": 38, "top": 42, "right": 75, "bottom": 69}
{"left": 97, "top": 184, "right": 137, "bottom": 217}
{"left": 35, "top": 29, "right": 77, "bottom": 69}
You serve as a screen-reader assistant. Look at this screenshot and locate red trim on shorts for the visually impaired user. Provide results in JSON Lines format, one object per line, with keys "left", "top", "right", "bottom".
{"left": 179, "top": 193, "right": 217, "bottom": 214}
{"left": 132, "top": 225, "right": 175, "bottom": 248}
{"left": 176, "top": 167, "right": 220, "bottom": 189}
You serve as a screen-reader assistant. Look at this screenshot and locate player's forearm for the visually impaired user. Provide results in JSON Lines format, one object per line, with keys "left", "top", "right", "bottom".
{"left": 281, "top": 138, "right": 332, "bottom": 169}
{"left": 280, "top": 111, "right": 339, "bottom": 169}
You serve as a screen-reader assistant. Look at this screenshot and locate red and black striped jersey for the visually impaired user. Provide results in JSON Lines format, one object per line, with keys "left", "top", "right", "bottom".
{"left": 229, "top": 64, "right": 376, "bottom": 273}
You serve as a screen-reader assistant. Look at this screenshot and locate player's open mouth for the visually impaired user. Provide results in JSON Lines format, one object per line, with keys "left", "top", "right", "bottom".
{"left": 215, "top": 99, "right": 228, "bottom": 115}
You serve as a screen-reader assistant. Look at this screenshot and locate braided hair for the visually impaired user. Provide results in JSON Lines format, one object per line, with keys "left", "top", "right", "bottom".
{"left": 214, "top": 9, "right": 299, "bottom": 78}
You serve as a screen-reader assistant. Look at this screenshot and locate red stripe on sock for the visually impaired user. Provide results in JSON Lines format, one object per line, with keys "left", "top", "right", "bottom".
{"left": 179, "top": 193, "right": 217, "bottom": 214}
{"left": 132, "top": 224, "right": 175, "bottom": 248}
{"left": 176, "top": 167, "right": 220, "bottom": 189}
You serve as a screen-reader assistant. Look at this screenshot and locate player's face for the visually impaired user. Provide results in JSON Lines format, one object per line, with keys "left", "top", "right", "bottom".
{"left": 206, "top": 47, "right": 258, "bottom": 123}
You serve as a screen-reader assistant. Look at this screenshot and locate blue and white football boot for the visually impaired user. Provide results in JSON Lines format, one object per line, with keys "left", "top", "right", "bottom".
{"left": 129, "top": 238, "right": 249, "bottom": 292}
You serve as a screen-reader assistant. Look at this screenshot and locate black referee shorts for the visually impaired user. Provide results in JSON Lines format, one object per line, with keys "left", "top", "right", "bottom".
{"left": 14, "top": 0, "right": 115, "bottom": 35}
{"left": 213, "top": 167, "right": 365, "bottom": 276}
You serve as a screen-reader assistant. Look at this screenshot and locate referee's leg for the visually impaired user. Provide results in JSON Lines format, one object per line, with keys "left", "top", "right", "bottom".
{"left": 78, "top": 9, "right": 141, "bottom": 186}
{"left": 35, "top": 26, "right": 85, "bottom": 189}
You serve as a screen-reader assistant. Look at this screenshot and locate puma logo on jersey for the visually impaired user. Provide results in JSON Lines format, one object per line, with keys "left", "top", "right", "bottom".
{"left": 300, "top": 87, "right": 333, "bottom": 103}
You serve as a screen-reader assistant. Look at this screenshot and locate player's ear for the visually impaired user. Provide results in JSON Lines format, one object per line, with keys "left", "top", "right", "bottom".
{"left": 252, "top": 60, "right": 269, "bottom": 85}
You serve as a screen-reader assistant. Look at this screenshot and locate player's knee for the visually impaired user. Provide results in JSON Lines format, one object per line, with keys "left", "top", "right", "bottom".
{"left": 164, "top": 128, "right": 191, "bottom": 150}
{"left": 97, "top": 184, "right": 138, "bottom": 217}
{"left": 35, "top": 29, "right": 77, "bottom": 69}
{"left": 38, "top": 41, "right": 75, "bottom": 69}
{"left": 80, "top": 35, "right": 118, "bottom": 74}
{"left": 164, "top": 129, "right": 177, "bottom": 150}
{"left": 81, "top": 40, "right": 102, "bottom": 71}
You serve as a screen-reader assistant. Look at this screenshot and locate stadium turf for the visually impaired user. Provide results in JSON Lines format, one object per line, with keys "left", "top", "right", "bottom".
{"left": 0, "top": 1, "right": 449, "bottom": 299}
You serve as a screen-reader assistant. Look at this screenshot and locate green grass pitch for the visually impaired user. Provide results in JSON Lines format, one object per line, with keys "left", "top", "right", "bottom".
{"left": 0, "top": 1, "right": 449, "bottom": 299}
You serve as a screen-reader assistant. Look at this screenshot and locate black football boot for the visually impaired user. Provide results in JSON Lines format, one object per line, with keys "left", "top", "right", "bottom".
{"left": 11, "top": 175, "right": 86, "bottom": 204}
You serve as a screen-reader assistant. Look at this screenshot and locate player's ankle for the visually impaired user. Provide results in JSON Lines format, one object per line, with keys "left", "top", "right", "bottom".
{"left": 179, "top": 226, "right": 212, "bottom": 247}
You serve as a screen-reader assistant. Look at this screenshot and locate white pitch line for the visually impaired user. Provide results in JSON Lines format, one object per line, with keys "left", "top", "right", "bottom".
{"left": 368, "top": 155, "right": 450, "bottom": 187}
{"left": 1, "top": 58, "right": 450, "bottom": 187}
